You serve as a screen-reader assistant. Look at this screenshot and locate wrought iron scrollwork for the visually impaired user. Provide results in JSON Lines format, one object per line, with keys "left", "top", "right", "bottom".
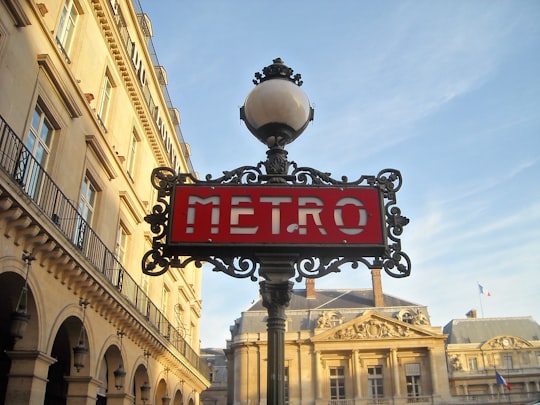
{"left": 142, "top": 163, "right": 410, "bottom": 280}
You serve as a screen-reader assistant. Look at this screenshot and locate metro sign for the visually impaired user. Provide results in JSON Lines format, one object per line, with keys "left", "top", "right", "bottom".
{"left": 169, "top": 184, "right": 386, "bottom": 257}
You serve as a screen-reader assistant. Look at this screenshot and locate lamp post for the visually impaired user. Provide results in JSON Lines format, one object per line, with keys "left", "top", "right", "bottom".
{"left": 143, "top": 58, "right": 411, "bottom": 405}
{"left": 239, "top": 59, "right": 314, "bottom": 404}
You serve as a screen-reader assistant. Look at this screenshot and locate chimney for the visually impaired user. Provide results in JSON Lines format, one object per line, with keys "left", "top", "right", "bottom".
{"left": 371, "top": 269, "right": 385, "bottom": 307}
{"left": 306, "top": 278, "right": 316, "bottom": 299}
{"left": 466, "top": 309, "right": 477, "bottom": 319}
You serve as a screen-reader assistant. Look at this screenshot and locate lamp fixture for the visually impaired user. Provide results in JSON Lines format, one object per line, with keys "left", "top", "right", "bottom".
{"left": 161, "top": 367, "right": 171, "bottom": 405}
{"left": 140, "top": 381, "right": 151, "bottom": 403}
{"left": 73, "top": 298, "right": 89, "bottom": 372}
{"left": 113, "top": 330, "right": 126, "bottom": 390}
{"left": 10, "top": 253, "right": 34, "bottom": 342}
{"left": 140, "top": 350, "right": 151, "bottom": 404}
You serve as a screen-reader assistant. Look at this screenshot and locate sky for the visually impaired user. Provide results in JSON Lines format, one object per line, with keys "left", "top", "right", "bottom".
{"left": 138, "top": 0, "right": 540, "bottom": 348}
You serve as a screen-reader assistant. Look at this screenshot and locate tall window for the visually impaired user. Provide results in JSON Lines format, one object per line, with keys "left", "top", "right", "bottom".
{"left": 126, "top": 131, "right": 138, "bottom": 180}
{"left": 368, "top": 366, "right": 384, "bottom": 400}
{"left": 97, "top": 73, "right": 113, "bottom": 126}
{"left": 468, "top": 357, "right": 478, "bottom": 371}
{"left": 74, "top": 175, "right": 96, "bottom": 250}
{"left": 161, "top": 285, "right": 170, "bottom": 315}
{"left": 405, "top": 363, "right": 421, "bottom": 398}
{"left": 115, "top": 225, "right": 128, "bottom": 265}
{"left": 140, "top": 274, "right": 150, "bottom": 314}
{"left": 502, "top": 354, "right": 513, "bottom": 370}
{"left": 23, "top": 104, "right": 53, "bottom": 199}
{"left": 56, "top": 0, "right": 79, "bottom": 53}
{"left": 329, "top": 366, "right": 345, "bottom": 400}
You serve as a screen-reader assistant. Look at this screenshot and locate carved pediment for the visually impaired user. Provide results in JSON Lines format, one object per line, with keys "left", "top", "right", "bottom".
{"left": 313, "top": 311, "right": 437, "bottom": 341}
{"left": 481, "top": 335, "right": 533, "bottom": 350}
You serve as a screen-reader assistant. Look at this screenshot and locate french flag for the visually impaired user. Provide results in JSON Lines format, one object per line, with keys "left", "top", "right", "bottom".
{"left": 478, "top": 283, "right": 491, "bottom": 296}
{"left": 496, "top": 371, "right": 511, "bottom": 390}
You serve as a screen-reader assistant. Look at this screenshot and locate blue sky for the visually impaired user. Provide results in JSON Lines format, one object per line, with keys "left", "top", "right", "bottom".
{"left": 139, "top": 0, "right": 540, "bottom": 348}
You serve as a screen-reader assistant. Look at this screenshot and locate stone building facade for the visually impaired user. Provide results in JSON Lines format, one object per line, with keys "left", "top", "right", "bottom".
{"left": 0, "top": 0, "right": 209, "bottom": 404}
{"left": 445, "top": 314, "right": 540, "bottom": 404}
{"left": 223, "top": 270, "right": 540, "bottom": 405}
{"left": 226, "top": 271, "right": 452, "bottom": 405}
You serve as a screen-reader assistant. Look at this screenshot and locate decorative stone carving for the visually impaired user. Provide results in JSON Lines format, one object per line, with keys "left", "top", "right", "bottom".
{"left": 484, "top": 335, "right": 531, "bottom": 350}
{"left": 331, "top": 318, "right": 415, "bottom": 340}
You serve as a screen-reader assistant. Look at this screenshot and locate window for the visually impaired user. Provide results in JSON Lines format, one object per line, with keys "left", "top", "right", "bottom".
{"left": 329, "top": 366, "right": 345, "bottom": 400}
{"left": 97, "top": 72, "right": 113, "bottom": 127}
{"left": 405, "top": 363, "right": 421, "bottom": 398}
{"left": 56, "top": 0, "right": 79, "bottom": 54}
{"left": 115, "top": 225, "right": 128, "bottom": 265}
{"left": 22, "top": 104, "right": 54, "bottom": 199}
{"left": 502, "top": 354, "right": 513, "bottom": 370}
{"left": 74, "top": 175, "right": 96, "bottom": 250}
{"left": 139, "top": 274, "right": 150, "bottom": 315}
{"left": 468, "top": 357, "right": 478, "bottom": 371}
{"left": 368, "top": 366, "right": 384, "bottom": 400}
{"left": 126, "top": 131, "right": 138, "bottom": 180}
{"left": 161, "top": 285, "right": 170, "bottom": 315}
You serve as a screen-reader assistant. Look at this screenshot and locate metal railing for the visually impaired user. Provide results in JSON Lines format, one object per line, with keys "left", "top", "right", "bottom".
{"left": 0, "top": 114, "right": 208, "bottom": 378}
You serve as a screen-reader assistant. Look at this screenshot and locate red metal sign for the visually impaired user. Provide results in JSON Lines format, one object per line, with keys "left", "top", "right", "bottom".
{"left": 169, "top": 185, "right": 385, "bottom": 255}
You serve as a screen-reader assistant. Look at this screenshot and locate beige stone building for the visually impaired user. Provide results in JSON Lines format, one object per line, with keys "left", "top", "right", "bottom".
{"left": 0, "top": 0, "right": 209, "bottom": 404}
{"left": 445, "top": 313, "right": 540, "bottom": 404}
{"left": 223, "top": 271, "right": 540, "bottom": 405}
{"left": 226, "top": 270, "right": 452, "bottom": 405}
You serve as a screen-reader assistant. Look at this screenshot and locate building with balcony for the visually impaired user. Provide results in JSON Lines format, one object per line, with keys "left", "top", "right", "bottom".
{"left": 226, "top": 270, "right": 452, "bottom": 405}
{"left": 0, "top": 0, "right": 209, "bottom": 404}
{"left": 445, "top": 313, "right": 540, "bottom": 404}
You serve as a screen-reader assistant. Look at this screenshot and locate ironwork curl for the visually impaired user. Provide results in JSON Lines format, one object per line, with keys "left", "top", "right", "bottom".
{"left": 142, "top": 163, "right": 411, "bottom": 280}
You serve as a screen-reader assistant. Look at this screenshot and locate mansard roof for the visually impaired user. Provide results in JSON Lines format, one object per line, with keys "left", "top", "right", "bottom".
{"left": 443, "top": 316, "right": 540, "bottom": 344}
{"left": 247, "top": 288, "right": 418, "bottom": 312}
{"left": 231, "top": 288, "right": 430, "bottom": 336}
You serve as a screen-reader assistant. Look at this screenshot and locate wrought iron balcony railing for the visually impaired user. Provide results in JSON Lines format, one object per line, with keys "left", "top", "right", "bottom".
{"left": 0, "top": 114, "right": 208, "bottom": 378}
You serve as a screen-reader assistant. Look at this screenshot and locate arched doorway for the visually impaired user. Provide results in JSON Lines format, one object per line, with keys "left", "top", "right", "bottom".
{"left": 0, "top": 270, "right": 39, "bottom": 404}
{"left": 44, "top": 315, "right": 88, "bottom": 405}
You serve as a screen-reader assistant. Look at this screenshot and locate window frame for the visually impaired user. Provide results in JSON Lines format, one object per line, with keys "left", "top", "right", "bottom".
{"left": 405, "top": 363, "right": 422, "bottom": 398}
{"left": 74, "top": 174, "right": 98, "bottom": 250}
{"left": 367, "top": 365, "right": 384, "bottom": 400}
{"left": 329, "top": 366, "right": 345, "bottom": 400}
{"left": 56, "top": 0, "right": 80, "bottom": 54}
{"left": 97, "top": 71, "right": 114, "bottom": 127}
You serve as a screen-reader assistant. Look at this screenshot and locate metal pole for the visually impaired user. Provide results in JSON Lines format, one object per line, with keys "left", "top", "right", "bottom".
{"left": 260, "top": 279, "right": 293, "bottom": 405}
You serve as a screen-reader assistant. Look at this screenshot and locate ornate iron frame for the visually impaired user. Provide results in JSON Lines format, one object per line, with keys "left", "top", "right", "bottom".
{"left": 142, "top": 161, "right": 410, "bottom": 282}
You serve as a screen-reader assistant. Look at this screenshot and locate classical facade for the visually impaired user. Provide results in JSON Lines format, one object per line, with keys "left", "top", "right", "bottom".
{"left": 0, "top": 0, "right": 209, "bottom": 404}
{"left": 226, "top": 270, "right": 452, "bottom": 405}
{"left": 445, "top": 313, "right": 540, "bottom": 404}
{"left": 223, "top": 270, "right": 540, "bottom": 405}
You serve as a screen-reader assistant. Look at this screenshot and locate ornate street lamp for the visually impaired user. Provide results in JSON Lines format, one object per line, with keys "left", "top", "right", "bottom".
{"left": 10, "top": 253, "right": 34, "bottom": 342}
{"left": 73, "top": 298, "right": 89, "bottom": 372}
{"left": 241, "top": 58, "right": 313, "bottom": 184}
{"left": 143, "top": 58, "right": 411, "bottom": 405}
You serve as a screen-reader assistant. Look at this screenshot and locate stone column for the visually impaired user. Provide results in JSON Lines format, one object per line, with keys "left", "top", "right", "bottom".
{"left": 428, "top": 347, "right": 439, "bottom": 395}
{"left": 352, "top": 350, "right": 361, "bottom": 399}
{"left": 390, "top": 348, "right": 400, "bottom": 398}
{"left": 5, "top": 350, "right": 56, "bottom": 405}
{"left": 315, "top": 350, "right": 322, "bottom": 400}
{"left": 64, "top": 375, "right": 102, "bottom": 405}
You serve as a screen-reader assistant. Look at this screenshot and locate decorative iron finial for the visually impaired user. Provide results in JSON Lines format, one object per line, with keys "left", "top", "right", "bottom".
{"left": 253, "top": 58, "right": 304, "bottom": 86}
